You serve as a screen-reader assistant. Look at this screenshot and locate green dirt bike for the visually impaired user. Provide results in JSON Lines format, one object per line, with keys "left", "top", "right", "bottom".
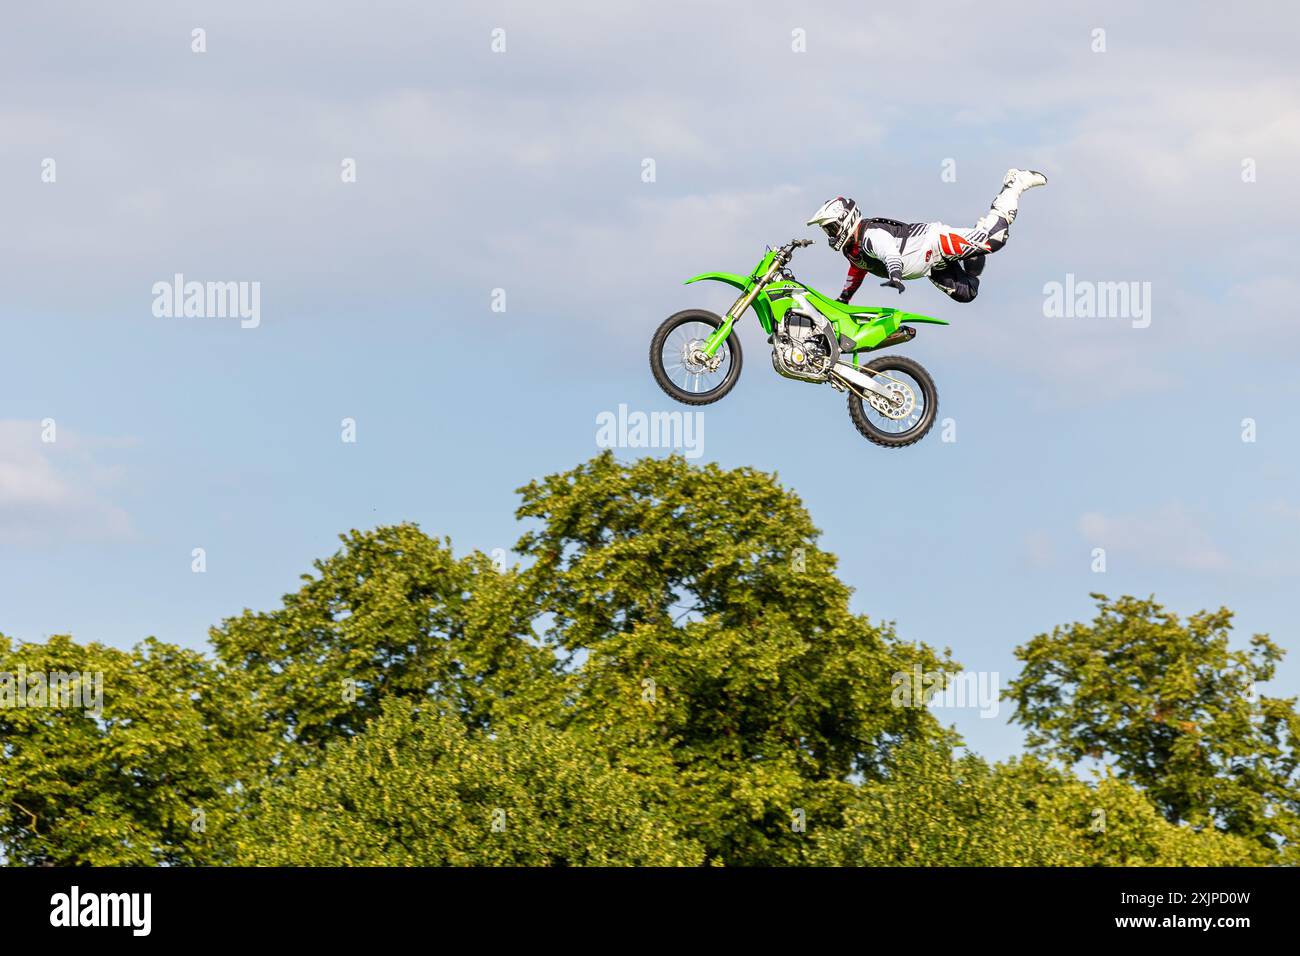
{"left": 649, "top": 238, "right": 948, "bottom": 447}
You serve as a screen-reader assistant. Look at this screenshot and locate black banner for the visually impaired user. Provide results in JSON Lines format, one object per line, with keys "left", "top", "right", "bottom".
{"left": 1, "top": 866, "right": 1290, "bottom": 942}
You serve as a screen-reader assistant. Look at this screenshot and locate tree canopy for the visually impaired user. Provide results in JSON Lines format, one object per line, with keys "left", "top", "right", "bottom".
{"left": 1006, "top": 593, "right": 1300, "bottom": 859}
{"left": 3, "top": 453, "right": 1295, "bottom": 866}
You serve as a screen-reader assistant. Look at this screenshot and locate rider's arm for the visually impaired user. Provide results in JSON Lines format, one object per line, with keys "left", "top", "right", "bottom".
{"left": 862, "top": 228, "right": 904, "bottom": 283}
{"left": 838, "top": 263, "right": 866, "bottom": 303}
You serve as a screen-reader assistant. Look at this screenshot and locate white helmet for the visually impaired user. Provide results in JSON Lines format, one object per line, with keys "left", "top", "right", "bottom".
{"left": 806, "top": 196, "right": 861, "bottom": 252}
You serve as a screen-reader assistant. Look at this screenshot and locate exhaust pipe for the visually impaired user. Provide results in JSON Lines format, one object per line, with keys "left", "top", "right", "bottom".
{"left": 867, "top": 325, "right": 916, "bottom": 351}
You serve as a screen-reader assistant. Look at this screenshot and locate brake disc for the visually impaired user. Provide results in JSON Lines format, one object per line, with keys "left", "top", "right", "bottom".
{"left": 684, "top": 340, "right": 723, "bottom": 373}
{"left": 868, "top": 378, "right": 915, "bottom": 420}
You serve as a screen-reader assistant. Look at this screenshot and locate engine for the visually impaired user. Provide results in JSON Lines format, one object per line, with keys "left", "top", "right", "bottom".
{"left": 771, "top": 312, "right": 836, "bottom": 382}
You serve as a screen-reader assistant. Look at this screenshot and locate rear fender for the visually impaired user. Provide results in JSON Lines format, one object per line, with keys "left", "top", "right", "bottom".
{"left": 898, "top": 312, "right": 949, "bottom": 326}
{"left": 844, "top": 307, "right": 949, "bottom": 353}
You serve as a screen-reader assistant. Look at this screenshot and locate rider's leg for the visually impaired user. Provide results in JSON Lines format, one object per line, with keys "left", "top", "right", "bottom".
{"left": 924, "top": 169, "right": 1043, "bottom": 297}
{"left": 966, "top": 168, "right": 1047, "bottom": 254}
{"left": 929, "top": 261, "right": 979, "bottom": 302}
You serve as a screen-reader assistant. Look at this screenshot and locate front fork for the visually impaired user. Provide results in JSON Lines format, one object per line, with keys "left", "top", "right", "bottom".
{"left": 699, "top": 260, "right": 783, "bottom": 361}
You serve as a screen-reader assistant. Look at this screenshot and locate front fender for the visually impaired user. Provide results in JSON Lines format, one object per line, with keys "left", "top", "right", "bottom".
{"left": 684, "top": 271, "right": 750, "bottom": 292}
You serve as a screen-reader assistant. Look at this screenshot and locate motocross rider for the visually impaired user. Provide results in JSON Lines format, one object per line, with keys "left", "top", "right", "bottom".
{"left": 806, "top": 168, "right": 1047, "bottom": 304}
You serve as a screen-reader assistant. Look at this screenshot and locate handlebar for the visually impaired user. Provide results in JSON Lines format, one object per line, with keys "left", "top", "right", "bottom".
{"left": 777, "top": 238, "right": 814, "bottom": 262}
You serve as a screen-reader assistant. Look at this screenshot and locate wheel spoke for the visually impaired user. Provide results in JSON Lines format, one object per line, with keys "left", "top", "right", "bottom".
{"left": 658, "top": 319, "right": 732, "bottom": 395}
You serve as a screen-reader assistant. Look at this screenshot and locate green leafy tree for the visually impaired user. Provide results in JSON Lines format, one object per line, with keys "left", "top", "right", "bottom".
{"left": 1002, "top": 759, "right": 1269, "bottom": 866}
{"left": 514, "top": 452, "right": 953, "bottom": 864}
{"left": 5, "top": 456, "right": 1293, "bottom": 868}
{"left": 814, "top": 741, "right": 1085, "bottom": 865}
{"left": 0, "top": 634, "right": 267, "bottom": 865}
{"left": 232, "top": 700, "right": 704, "bottom": 866}
{"left": 1006, "top": 593, "right": 1300, "bottom": 857}
{"left": 815, "top": 742, "right": 1267, "bottom": 866}
{"left": 210, "top": 525, "right": 553, "bottom": 755}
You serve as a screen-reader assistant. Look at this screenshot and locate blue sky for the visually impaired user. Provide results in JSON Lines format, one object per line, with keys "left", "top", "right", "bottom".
{"left": 2, "top": 0, "right": 1298, "bottom": 760}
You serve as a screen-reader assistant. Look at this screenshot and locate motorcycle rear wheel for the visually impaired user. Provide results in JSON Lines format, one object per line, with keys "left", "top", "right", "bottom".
{"left": 846, "top": 354, "right": 938, "bottom": 448}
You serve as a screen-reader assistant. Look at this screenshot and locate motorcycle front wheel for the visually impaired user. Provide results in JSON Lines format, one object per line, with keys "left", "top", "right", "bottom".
{"left": 649, "top": 309, "right": 743, "bottom": 406}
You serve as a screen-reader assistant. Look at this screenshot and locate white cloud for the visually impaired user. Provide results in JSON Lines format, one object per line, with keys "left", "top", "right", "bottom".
{"left": 1264, "top": 500, "right": 1300, "bottom": 522}
{"left": 0, "top": 0, "right": 1295, "bottom": 405}
{"left": 0, "top": 421, "right": 134, "bottom": 546}
{"left": 486, "top": 183, "right": 809, "bottom": 307}
{"left": 1078, "top": 503, "right": 1229, "bottom": 572}
{"left": 1021, "top": 530, "right": 1057, "bottom": 569}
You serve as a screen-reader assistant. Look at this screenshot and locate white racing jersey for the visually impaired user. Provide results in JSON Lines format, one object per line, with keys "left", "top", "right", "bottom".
{"left": 852, "top": 219, "right": 991, "bottom": 280}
